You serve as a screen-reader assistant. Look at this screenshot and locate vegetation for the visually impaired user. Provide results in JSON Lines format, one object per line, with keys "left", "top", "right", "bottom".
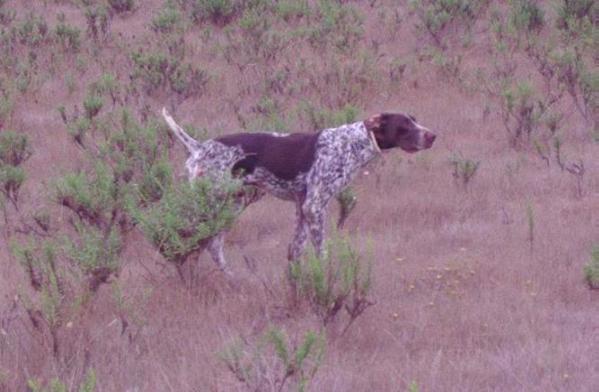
{"left": 131, "top": 176, "right": 241, "bottom": 271}
{"left": 220, "top": 327, "right": 325, "bottom": 392}
{"left": 290, "top": 236, "right": 374, "bottom": 333}
{"left": 0, "top": 131, "right": 32, "bottom": 208}
{"left": 584, "top": 246, "right": 599, "bottom": 289}
{"left": 0, "top": 0, "right": 595, "bottom": 390}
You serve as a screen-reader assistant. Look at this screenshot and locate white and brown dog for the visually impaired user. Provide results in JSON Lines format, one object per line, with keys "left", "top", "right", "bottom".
{"left": 162, "top": 108, "right": 436, "bottom": 273}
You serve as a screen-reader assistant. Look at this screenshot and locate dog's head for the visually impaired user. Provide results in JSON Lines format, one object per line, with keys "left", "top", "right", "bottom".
{"left": 364, "top": 113, "right": 436, "bottom": 152}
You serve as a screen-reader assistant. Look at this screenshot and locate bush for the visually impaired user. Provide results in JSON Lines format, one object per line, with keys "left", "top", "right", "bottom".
{"left": 290, "top": 236, "right": 374, "bottom": 333}
{"left": 0, "top": 131, "right": 32, "bottom": 205}
{"left": 509, "top": 0, "right": 545, "bottom": 33}
{"left": 109, "top": 0, "right": 134, "bottom": 13}
{"left": 16, "top": 13, "right": 48, "bottom": 46}
{"left": 131, "top": 51, "right": 209, "bottom": 97}
{"left": 131, "top": 177, "right": 241, "bottom": 266}
{"left": 12, "top": 242, "right": 70, "bottom": 357}
{"left": 556, "top": 0, "right": 596, "bottom": 27}
{"left": 409, "top": 0, "right": 488, "bottom": 48}
{"left": 151, "top": 2, "right": 181, "bottom": 33}
{"left": 28, "top": 368, "right": 96, "bottom": 392}
{"left": 0, "top": 165, "right": 25, "bottom": 204}
{"left": 54, "top": 13, "right": 81, "bottom": 52}
{"left": 55, "top": 164, "right": 122, "bottom": 225}
{"left": 83, "top": 93, "right": 103, "bottom": 119}
{"left": 220, "top": 327, "right": 325, "bottom": 392}
{"left": 500, "top": 80, "right": 544, "bottom": 147}
{"left": 301, "top": 103, "right": 359, "bottom": 130}
{"left": 450, "top": 153, "right": 480, "bottom": 187}
{"left": 308, "top": 0, "right": 363, "bottom": 52}
{"left": 65, "top": 224, "right": 122, "bottom": 291}
{"left": 193, "top": 0, "right": 237, "bottom": 25}
{"left": 168, "top": 62, "right": 209, "bottom": 97}
{"left": 0, "top": 131, "right": 32, "bottom": 166}
{"left": 336, "top": 187, "right": 357, "bottom": 229}
{"left": 584, "top": 246, "right": 599, "bottom": 289}
{"left": 275, "top": 0, "right": 310, "bottom": 21}
{"left": 84, "top": 5, "right": 110, "bottom": 42}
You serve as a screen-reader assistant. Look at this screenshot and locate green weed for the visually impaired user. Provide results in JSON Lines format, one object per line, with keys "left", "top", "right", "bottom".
{"left": 192, "top": 0, "right": 237, "bottom": 25}
{"left": 450, "top": 153, "right": 480, "bottom": 187}
{"left": 0, "top": 131, "right": 32, "bottom": 207}
{"left": 54, "top": 13, "right": 81, "bottom": 52}
{"left": 409, "top": 0, "right": 488, "bottom": 49}
{"left": 27, "top": 368, "right": 96, "bottom": 392}
{"left": 108, "top": 0, "right": 134, "bottom": 13}
{"left": 131, "top": 177, "right": 240, "bottom": 268}
{"left": 583, "top": 246, "right": 599, "bottom": 289}
{"left": 151, "top": 2, "right": 182, "bottom": 33}
{"left": 289, "top": 236, "right": 374, "bottom": 333}
{"left": 220, "top": 327, "right": 325, "bottom": 392}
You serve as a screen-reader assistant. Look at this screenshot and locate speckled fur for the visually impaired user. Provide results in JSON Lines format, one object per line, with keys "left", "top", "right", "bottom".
{"left": 162, "top": 109, "right": 384, "bottom": 272}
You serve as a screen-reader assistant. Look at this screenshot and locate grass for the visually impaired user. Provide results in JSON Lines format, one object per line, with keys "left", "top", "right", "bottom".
{"left": 0, "top": 1, "right": 597, "bottom": 391}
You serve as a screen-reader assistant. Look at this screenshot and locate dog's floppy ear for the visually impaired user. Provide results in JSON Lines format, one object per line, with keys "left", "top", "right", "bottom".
{"left": 364, "top": 114, "right": 383, "bottom": 131}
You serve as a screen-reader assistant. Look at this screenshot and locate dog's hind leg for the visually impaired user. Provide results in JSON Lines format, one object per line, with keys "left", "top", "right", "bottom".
{"left": 207, "top": 232, "right": 232, "bottom": 276}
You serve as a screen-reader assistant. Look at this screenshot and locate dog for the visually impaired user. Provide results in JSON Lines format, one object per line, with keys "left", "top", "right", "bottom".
{"left": 161, "top": 108, "right": 436, "bottom": 274}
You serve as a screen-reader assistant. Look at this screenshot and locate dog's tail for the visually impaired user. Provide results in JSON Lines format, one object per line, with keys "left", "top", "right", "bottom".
{"left": 161, "top": 107, "right": 201, "bottom": 154}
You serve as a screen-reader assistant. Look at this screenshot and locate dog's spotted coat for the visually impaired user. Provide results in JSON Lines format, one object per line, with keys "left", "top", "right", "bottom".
{"left": 161, "top": 108, "right": 436, "bottom": 273}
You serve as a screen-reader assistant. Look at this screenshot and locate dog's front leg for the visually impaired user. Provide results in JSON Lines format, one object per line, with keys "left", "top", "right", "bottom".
{"left": 288, "top": 200, "right": 309, "bottom": 261}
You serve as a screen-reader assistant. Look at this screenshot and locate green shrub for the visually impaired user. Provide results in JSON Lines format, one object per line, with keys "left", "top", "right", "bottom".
{"left": 308, "top": 0, "right": 363, "bottom": 52}
{"left": 584, "top": 246, "right": 599, "bottom": 289}
{"left": 0, "top": 131, "right": 32, "bottom": 166}
{"left": 109, "top": 0, "right": 134, "bottom": 13}
{"left": 409, "top": 0, "right": 488, "bottom": 48}
{"left": 500, "top": 80, "right": 545, "bottom": 147}
{"left": 336, "top": 187, "right": 357, "bottom": 229}
{"left": 16, "top": 13, "right": 48, "bottom": 46}
{"left": 131, "top": 51, "right": 208, "bottom": 97}
{"left": 246, "top": 96, "right": 288, "bottom": 132}
{"left": 131, "top": 177, "right": 241, "bottom": 266}
{"left": 54, "top": 13, "right": 81, "bottom": 52}
{"left": 450, "top": 153, "right": 480, "bottom": 187}
{"left": 130, "top": 51, "right": 170, "bottom": 92}
{"left": 67, "top": 117, "right": 91, "bottom": 146}
{"left": 65, "top": 224, "right": 122, "bottom": 291}
{"left": 301, "top": 103, "right": 359, "bottom": 130}
{"left": 0, "top": 131, "right": 32, "bottom": 205}
{"left": 168, "top": 62, "right": 209, "bottom": 97}
{"left": 275, "top": 0, "right": 310, "bottom": 21}
{"left": 0, "top": 165, "right": 25, "bottom": 204}
{"left": 0, "top": 90, "right": 13, "bottom": 127}
{"left": 55, "top": 164, "right": 121, "bottom": 225}
{"left": 509, "top": 0, "right": 545, "bottom": 33}
{"left": 12, "top": 242, "right": 68, "bottom": 357}
{"left": 220, "top": 327, "right": 325, "bottom": 392}
{"left": 84, "top": 5, "right": 110, "bottom": 42}
{"left": 151, "top": 2, "right": 181, "bottom": 33}
{"left": 0, "top": 4, "right": 15, "bottom": 26}
{"left": 193, "top": 0, "right": 237, "bottom": 25}
{"left": 290, "top": 236, "right": 374, "bottom": 332}
{"left": 139, "top": 158, "right": 172, "bottom": 203}
{"left": 28, "top": 368, "right": 96, "bottom": 392}
{"left": 83, "top": 93, "right": 103, "bottom": 119}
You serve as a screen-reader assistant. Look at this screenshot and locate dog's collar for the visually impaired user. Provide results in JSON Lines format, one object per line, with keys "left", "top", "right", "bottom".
{"left": 368, "top": 130, "right": 382, "bottom": 154}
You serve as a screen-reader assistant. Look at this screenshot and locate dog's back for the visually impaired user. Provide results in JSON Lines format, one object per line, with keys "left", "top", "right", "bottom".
{"left": 216, "top": 132, "right": 320, "bottom": 181}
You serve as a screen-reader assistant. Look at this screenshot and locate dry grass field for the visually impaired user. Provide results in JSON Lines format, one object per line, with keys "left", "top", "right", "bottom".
{"left": 0, "top": 0, "right": 597, "bottom": 391}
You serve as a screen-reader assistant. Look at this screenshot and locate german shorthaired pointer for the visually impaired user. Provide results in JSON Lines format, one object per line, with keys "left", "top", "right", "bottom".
{"left": 161, "top": 108, "right": 436, "bottom": 274}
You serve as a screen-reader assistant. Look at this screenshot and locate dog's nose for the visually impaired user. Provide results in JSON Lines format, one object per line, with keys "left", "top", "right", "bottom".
{"left": 424, "top": 131, "right": 436, "bottom": 145}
